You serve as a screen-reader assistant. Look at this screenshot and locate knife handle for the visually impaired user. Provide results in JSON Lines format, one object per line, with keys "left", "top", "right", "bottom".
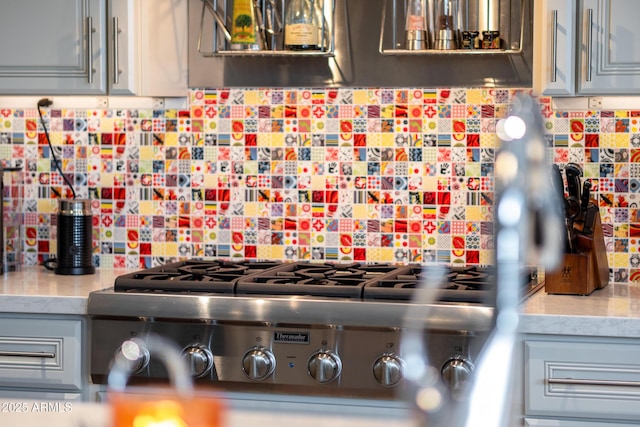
{"left": 564, "top": 163, "right": 583, "bottom": 199}
{"left": 566, "top": 196, "right": 581, "bottom": 220}
{"left": 581, "top": 180, "right": 592, "bottom": 214}
{"left": 551, "top": 164, "right": 564, "bottom": 195}
{"left": 551, "top": 164, "right": 565, "bottom": 210}
{"left": 565, "top": 220, "right": 575, "bottom": 253}
{"left": 581, "top": 202, "right": 598, "bottom": 236}
{"left": 573, "top": 201, "right": 599, "bottom": 253}
{"left": 564, "top": 163, "right": 583, "bottom": 220}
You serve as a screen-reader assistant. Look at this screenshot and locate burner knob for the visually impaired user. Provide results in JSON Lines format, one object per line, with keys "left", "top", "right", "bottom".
{"left": 308, "top": 351, "right": 342, "bottom": 384}
{"left": 373, "top": 354, "right": 404, "bottom": 387}
{"left": 181, "top": 346, "right": 214, "bottom": 378}
{"left": 242, "top": 347, "right": 276, "bottom": 381}
{"left": 441, "top": 357, "right": 473, "bottom": 395}
{"left": 116, "top": 338, "right": 150, "bottom": 374}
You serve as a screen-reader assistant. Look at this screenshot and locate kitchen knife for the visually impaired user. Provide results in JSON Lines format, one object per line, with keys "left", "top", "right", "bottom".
{"left": 550, "top": 164, "right": 572, "bottom": 253}
{"left": 581, "top": 203, "right": 599, "bottom": 237}
{"left": 574, "top": 203, "right": 599, "bottom": 252}
{"left": 550, "top": 164, "right": 565, "bottom": 210}
{"left": 564, "top": 163, "right": 583, "bottom": 219}
{"left": 580, "top": 180, "right": 592, "bottom": 220}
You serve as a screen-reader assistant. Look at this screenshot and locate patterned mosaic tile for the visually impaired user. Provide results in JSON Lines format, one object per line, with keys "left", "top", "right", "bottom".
{"left": 0, "top": 88, "right": 638, "bottom": 281}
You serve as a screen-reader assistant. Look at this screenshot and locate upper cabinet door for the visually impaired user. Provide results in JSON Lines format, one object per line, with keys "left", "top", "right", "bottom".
{"left": 108, "top": 0, "right": 138, "bottom": 95}
{"left": 578, "top": 0, "right": 640, "bottom": 94}
{"left": 537, "top": 0, "right": 577, "bottom": 96}
{"left": 0, "top": 0, "right": 106, "bottom": 95}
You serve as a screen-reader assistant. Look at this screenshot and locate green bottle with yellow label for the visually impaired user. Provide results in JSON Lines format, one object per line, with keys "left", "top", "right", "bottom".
{"left": 230, "top": 0, "right": 262, "bottom": 50}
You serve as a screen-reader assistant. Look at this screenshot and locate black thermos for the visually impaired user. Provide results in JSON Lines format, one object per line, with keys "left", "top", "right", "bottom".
{"left": 55, "top": 199, "right": 95, "bottom": 275}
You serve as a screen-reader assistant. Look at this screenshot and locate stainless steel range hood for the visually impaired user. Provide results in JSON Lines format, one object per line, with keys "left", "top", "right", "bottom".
{"left": 188, "top": 0, "right": 533, "bottom": 88}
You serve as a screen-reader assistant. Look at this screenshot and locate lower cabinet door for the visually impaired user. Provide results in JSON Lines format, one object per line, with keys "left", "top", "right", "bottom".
{"left": 525, "top": 339, "right": 640, "bottom": 422}
{"left": 0, "top": 317, "right": 83, "bottom": 391}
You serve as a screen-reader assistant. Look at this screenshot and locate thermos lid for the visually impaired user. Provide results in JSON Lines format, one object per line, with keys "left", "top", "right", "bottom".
{"left": 58, "top": 199, "right": 92, "bottom": 216}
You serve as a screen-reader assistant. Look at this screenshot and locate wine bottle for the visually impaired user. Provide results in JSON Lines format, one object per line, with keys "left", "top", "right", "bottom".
{"left": 284, "top": 0, "right": 320, "bottom": 51}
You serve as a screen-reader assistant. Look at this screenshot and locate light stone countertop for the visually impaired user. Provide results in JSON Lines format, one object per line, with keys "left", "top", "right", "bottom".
{"left": 519, "top": 282, "right": 640, "bottom": 338}
{"left": 0, "top": 267, "right": 129, "bottom": 315}
{"left": 1, "top": 267, "right": 639, "bottom": 339}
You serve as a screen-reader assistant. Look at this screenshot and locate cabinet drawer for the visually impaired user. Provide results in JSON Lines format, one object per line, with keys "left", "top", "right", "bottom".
{"left": 525, "top": 340, "right": 640, "bottom": 421}
{"left": 0, "top": 318, "right": 82, "bottom": 390}
{"left": 525, "top": 418, "right": 640, "bottom": 427}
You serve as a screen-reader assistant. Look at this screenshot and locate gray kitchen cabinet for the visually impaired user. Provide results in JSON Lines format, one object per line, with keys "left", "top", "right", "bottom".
{"left": 535, "top": 0, "right": 577, "bottom": 96}
{"left": 108, "top": 0, "right": 138, "bottom": 95}
{"left": 536, "top": 0, "right": 640, "bottom": 96}
{"left": 523, "top": 335, "right": 640, "bottom": 425}
{"left": 0, "top": 314, "right": 87, "bottom": 400}
{"left": 0, "top": 0, "right": 108, "bottom": 95}
{"left": 578, "top": 0, "right": 640, "bottom": 94}
{"left": 0, "top": 0, "right": 187, "bottom": 96}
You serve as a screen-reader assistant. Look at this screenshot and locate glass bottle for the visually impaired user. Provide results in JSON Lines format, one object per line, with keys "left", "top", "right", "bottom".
{"left": 315, "top": 0, "right": 329, "bottom": 51}
{"left": 284, "top": 0, "right": 320, "bottom": 51}
{"left": 230, "top": 0, "right": 262, "bottom": 50}
{"left": 404, "top": 0, "right": 428, "bottom": 50}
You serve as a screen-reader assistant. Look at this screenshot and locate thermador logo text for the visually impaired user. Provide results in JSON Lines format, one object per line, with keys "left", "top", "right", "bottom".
{"left": 274, "top": 332, "right": 310, "bottom": 344}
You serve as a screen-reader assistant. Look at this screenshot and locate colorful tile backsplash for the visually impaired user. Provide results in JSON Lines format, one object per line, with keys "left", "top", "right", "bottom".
{"left": 0, "top": 88, "right": 637, "bottom": 282}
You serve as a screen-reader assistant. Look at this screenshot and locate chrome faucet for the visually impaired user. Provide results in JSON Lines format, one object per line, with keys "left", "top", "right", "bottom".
{"left": 463, "top": 93, "right": 563, "bottom": 427}
{"left": 404, "top": 93, "right": 564, "bottom": 427}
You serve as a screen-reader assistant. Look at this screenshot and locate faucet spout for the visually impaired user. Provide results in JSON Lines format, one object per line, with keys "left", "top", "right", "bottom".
{"left": 463, "top": 93, "right": 564, "bottom": 427}
{"left": 402, "top": 93, "right": 563, "bottom": 427}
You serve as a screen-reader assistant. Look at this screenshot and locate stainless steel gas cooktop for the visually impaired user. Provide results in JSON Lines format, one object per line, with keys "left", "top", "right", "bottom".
{"left": 88, "top": 260, "right": 541, "bottom": 400}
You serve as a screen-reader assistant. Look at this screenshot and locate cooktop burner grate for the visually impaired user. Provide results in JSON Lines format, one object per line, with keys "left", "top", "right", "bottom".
{"left": 114, "top": 260, "right": 285, "bottom": 293}
{"left": 235, "top": 262, "right": 404, "bottom": 298}
{"left": 362, "top": 266, "right": 495, "bottom": 303}
{"left": 112, "top": 260, "right": 541, "bottom": 303}
{"left": 363, "top": 265, "right": 539, "bottom": 303}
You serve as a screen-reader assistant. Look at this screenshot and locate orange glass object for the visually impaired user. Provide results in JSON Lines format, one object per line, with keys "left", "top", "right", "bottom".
{"left": 110, "top": 391, "right": 225, "bottom": 427}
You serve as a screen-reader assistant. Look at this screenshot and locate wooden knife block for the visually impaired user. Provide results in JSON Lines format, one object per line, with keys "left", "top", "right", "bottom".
{"left": 545, "top": 210, "right": 609, "bottom": 296}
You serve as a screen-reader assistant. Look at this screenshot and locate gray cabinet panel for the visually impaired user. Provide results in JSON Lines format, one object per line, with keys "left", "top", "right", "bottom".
{"left": 539, "top": 0, "right": 577, "bottom": 96}
{"left": 108, "top": 0, "right": 137, "bottom": 95}
{"left": 0, "top": 0, "right": 106, "bottom": 94}
{"left": 578, "top": 0, "right": 640, "bottom": 94}
{"left": 1, "top": 2, "right": 82, "bottom": 69}
{"left": 0, "top": 317, "right": 83, "bottom": 391}
{"left": 0, "top": 0, "right": 186, "bottom": 96}
{"left": 525, "top": 338, "right": 640, "bottom": 422}
{"left": 537, "top": 0, "right": 640, "bottom": 96}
